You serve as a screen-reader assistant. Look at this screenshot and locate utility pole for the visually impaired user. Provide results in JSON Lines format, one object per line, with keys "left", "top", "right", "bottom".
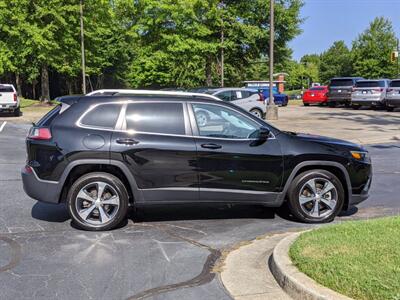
{"left": 80, "top": 0, "right": 86, "bottom": 94}
{"left": 266, "top": 0, "right": 278, "bottom": 120}
{"left": 221, "top": 27, "right": 225, "bottom": 87}
{"left": 397, "top": 38, "right": 399, "bottom": 78}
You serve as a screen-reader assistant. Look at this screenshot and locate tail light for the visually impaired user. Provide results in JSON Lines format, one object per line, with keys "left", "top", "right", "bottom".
{"left": 28, "top": 128, "right": 52, "bottom": 140}
{"left": 373, "top": 88, "right": 383, "bottom": 93}
{"left": 258, "top": 93, "right": 265, "bottom": 102}
{"left": 13, "top": 93, "right": 17, "bottom": 102}
{"left": 387, "top": 88, "right": 393, "bottom": 92}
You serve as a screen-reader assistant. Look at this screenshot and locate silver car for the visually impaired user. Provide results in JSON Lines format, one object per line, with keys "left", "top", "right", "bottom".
{"left": 351, "top": 79, "right": 390, "bottom": 109}
{"left": 205, "top": 88, "right": 266, "bottom": 118}
{"left": 386, "top": 79, "right": 400, "bottom": 111}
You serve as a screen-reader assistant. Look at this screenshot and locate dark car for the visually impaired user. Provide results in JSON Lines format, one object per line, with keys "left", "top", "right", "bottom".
{"left": 327, "top": 77, "right": 364, "bottom": 107}
{"left": 22, "top": 92, "right": 372, "bottom": 231}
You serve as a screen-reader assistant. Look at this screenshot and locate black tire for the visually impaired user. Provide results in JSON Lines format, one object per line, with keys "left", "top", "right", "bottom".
{"left": 387, "top": 107, "right": 395, "bottom": 112}
{"left": 352, "top": 105, "right": 360, "bottom": 110}
{"left": 13, "top": 107, "right": 20, "bottom": 117}
{"left": 67, "top": 172, "right": 129, "bottom": 231}
{"left": 287, "top": 170, "right": 345, "bottom": 223}
{"left": 303, "top": 103, "right": 310, "bottom": 106}
{"left": 328, "top": 102, "right": 336, "bottom": 108}
{"left": 250, "top": 108, "right": 263, "bottom": 119}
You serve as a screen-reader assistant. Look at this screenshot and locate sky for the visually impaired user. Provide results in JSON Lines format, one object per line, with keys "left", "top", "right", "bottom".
{"left": 289, "top": 0, "right": 400, "bottom": 61}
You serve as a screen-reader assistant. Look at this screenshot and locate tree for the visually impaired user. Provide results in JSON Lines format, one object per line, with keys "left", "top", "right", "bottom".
{"left": 319, "top": 41, "right": 352, "bottom": 83}
{"left": 351, "top": 17, "right": 397, "bottom": 79}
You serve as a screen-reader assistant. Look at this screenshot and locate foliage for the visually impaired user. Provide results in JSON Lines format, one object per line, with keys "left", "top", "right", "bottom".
{"left": 319, "top": 40, "right": 352, "bottom": 83}
{"left": 351, "top": 17, "right": 398, "bottom": 79}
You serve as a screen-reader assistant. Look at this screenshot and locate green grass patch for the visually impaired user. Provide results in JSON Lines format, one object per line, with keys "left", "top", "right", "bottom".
{"left": 290, "top": 217, "right": 400, "bottom": 300}
{"left": 288, "top": 99, "right": 303, "bottom": 106}
{"left": 20, "top": 98, "right": 39, "bottom": 108}
{"left": 285, "top": 89, "right": 302, "bottom": 96}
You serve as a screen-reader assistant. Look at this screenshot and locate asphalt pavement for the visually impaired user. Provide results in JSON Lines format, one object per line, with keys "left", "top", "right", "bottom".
{"left": 0, "top": 120, "right": 399, "bottom": 300}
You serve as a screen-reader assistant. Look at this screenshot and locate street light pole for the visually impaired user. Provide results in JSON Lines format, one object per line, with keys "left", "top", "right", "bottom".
{"left": 80, "top": 0, "right": 86, "bottom": 94}
{"left": 266, "top": 0, "right": 278, "bottom": 120}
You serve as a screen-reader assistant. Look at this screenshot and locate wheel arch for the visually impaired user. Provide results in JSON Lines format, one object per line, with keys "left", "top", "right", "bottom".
{"left": 58, "top": 159, "right": 142, "bottom": 205}
{"left": 279, "top": 161, "right": 352, "bottom": 210}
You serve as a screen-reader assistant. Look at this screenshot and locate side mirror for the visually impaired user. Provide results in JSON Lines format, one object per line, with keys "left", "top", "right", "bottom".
{"left": 258, "top": 126, "right": 270, "bottom": 141}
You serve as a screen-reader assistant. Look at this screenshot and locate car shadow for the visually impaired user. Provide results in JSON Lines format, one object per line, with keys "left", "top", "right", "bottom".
{"left": 0, "top": 111, "right": 22, "bottom": 118}
{"left": 31, "top": 202, "right": 70, "bottom": 223}
{"left": 130, "top": 203, "right": 295, "bottom": 223}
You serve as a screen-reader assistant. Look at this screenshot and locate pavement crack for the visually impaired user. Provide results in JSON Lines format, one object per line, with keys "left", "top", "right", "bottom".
{"left": 0, "top": 235, "right": 22, "bottom": 272}
{"left": 126, "top": 223, "right": 221, "bottom": 300}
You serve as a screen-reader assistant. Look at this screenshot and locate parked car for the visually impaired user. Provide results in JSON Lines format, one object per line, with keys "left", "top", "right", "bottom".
{"left": 22, "top": 91, "right": 372, "bottom": 231}
{"left": 386, "top": 79, "right": 400, "bottom": 111}
{"left": 327, "top": 77, "right": 364, "bottom": 107}
{"left": 0, "top": 84, "right": 20, "bottom": 116}
{"left": 205, "top": 88, "right": 266, "bottom": 118}
{"left": 255, "top": 86, "right": 289, "bottom": 106}
{"left": 351, "top": 79, "right": 390, "bottom": 109}
{"left": 302, "top": 86, "right": 328, "bottom": 106}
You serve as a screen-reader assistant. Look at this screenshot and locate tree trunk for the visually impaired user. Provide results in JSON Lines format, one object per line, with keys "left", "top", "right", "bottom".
{"left": 32, "top": 80, "right": 37, "bottom": 100}
{"left": 40, "top": 65, "right": 50, "bottom": 103}
{"left": 15, "top": 73, "right": 22, "bottom": 96}
{"left": 205, "top": 55, "right": 213, "bottom": 87}
{"left": 66, "top": 78, "right": 73, "bottom": 95}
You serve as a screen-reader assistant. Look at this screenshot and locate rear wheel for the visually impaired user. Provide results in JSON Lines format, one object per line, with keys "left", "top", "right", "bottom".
{"left": 67, "top": 172, "right": 129, "bottom": 231}
{"left": 328, "top": 102, "right": 336, "bottom": 108}
{"left": 250, "top": 108, "right": 263, "bottom": 119}
{"left": 352, "top": 105, "right": 360, "bottom": 110}
{"left": 287, "top": 170, "right": 344, "bottom": 223}
{"left": 303, "top": 103, "right": 310, "bottom": 106}
{"left": 387, "top": 107, "right": 395, "bottom": 112}
{"left": 13, "top": 107, "right": 20, "bottom": 117}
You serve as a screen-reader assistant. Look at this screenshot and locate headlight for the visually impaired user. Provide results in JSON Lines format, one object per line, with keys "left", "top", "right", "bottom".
{"left": 350, "top": 151, "right": 370, "bottom": 162}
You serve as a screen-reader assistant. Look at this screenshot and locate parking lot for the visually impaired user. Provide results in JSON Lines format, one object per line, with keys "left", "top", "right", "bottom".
{"left": 0, "top": 106, "right": 400, "bottom": 300}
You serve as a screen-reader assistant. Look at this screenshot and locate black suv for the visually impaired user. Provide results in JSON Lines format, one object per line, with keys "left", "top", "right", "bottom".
{"left": 22, "top": 92, "right": 372, "bottom": 231}
{"left": 327, "top": 77, "right": 364, "bottom": 107}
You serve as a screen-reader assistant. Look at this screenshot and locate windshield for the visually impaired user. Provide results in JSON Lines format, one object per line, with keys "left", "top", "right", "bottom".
{"left": 356, "top": 81, "right": 384, "bottom": 88}
{"left": 330, "top": 79, "right": 353, "bottom": 87}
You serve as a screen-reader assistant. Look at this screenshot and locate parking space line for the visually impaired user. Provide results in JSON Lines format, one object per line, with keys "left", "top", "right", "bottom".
{"left": 0, "top": 121, "right": 6, "bottom": 133}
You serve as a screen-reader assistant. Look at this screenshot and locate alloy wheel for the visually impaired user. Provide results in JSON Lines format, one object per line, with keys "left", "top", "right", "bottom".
{"left": 298, "top": 177, "right": 338, "bottom": 218}
{"left": 75, "top": 181, "right": 120, "bottom": 226}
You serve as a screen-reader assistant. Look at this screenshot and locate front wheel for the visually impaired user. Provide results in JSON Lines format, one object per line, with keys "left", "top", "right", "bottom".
{"left": 250, "top": 108, "right": 263, "bottom": 119}
{"left": 287, "top": 170, "right": 344, "bottom": 223}
{"left": 67, "top": 172, "right": 129, "bottom": 231}
{"left": 303, "top": 103, "right": 310, "bottom": 106}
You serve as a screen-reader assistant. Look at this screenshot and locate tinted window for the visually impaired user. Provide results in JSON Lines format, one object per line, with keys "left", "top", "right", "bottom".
{"left": 330, "top": 79, "right": 354, "bottom": 87}
{"left": 356, "top": 81, "right": 385, "bottom": 88}
{"left": 216, "top": 91, "right": 233, "bottom": 101}
{"left": 192, "top": 103, "right": 259, "bottom": 139}
{"left": 0, "top": 86, "right": 13, "bottom": 93}
{"left": 125, "top": 102, "right": 185, "bottom": 135}
{"left": 81, "top": 104, "right": 121, "bottom": 129}
{"left": 390, "top": 80, "right": 400, "bottom": 87}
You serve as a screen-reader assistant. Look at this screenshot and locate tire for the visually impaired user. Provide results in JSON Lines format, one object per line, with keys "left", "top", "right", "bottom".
{"left": 287, "top": 170, "right": 345, "bottom": 223}
{"left": 352, "top": 105, "right": 360, "bottom": 110}
{"left": 13, "top": 107, "right": 20, "bottom": 117}
{"left": 387, "top": 107, "right": 394, "bottom": 112}
{"left": 328, "top": 102, "right": 336, "bottom": 108}
{"left": 67, "top": 172, "right": 129, "bottom": 231}
{"left": 250, "top": 108, "right": 263, "bottom": 119}
{"left": 303, "top": 103, "right": 310, "bottom": 106}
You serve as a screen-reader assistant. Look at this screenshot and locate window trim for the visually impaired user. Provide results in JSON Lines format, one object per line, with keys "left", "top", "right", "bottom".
{"left": 188, "top": 102, "right": 275, "bottom": 141}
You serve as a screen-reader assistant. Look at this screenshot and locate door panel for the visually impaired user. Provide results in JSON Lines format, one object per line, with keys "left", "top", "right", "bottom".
{"left": 190, "top": 103, "right": 284, "bottom": 203}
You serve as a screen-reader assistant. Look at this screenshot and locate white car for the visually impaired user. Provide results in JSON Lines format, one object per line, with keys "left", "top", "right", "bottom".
{"left": 205, "top": 88, "right": 266, "bottom": 118}
{"left": 0, "top": 84, "right": 20, "bottom": 116}
{"left": 351, "top": 79, "right": 390, "bottom": 109}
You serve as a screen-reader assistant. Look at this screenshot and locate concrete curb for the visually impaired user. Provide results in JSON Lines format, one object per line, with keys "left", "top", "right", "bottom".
{"left": 270, "top": 231, "right": 353, "bottom": 300}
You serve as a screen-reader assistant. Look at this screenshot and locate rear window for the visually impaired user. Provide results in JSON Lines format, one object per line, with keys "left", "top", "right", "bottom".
{"left": 390, "top": 80, "right": 400, "bottom": 87}
{"left": 81, "top": 104, "right": 121, "bottom": 129}
{"left": 125, "top": 102, "right": 185, "bottom": 135}
{"left": 0, "top": 86, "right": 14, "bottom": 93}
{"left": 356, "top": 81, "right": 385, "bottom": 88}
{"left": 36, "top": 105, "right": 61, "bottom": 127}
{"left": 330, "top": 79, "right": 354, "bottom": 87}
{"left": 309, "top": 87, "right": 325, "bottom": 91}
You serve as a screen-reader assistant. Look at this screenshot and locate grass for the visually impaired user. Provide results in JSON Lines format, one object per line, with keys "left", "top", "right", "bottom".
{"left": 290, "top": 217, "right": 400, "bottom": 300}
{"left": 288, "top": 99, "right": 303, "bottom": 106}
{"left": 285, "top": 89, "right": 302, "bottom": 96}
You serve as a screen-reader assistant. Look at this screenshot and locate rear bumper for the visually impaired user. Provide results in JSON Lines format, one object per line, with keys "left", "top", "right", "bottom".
{"left": 0, "top": 104, "right": 18, "bottom": 111}
{"left": 302, "top": 98, "right": 327, "bottom": 103}
{"left": 327, "top": 95, "right": 351, "bottom": 103}
{"left": 351, "top": 99, "right": 385, "bottom": 106}
{"left": 21, "top": 166, "right": 62, "bottom": 204}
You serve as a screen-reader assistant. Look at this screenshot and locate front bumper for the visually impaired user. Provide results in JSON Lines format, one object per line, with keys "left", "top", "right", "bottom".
{"left": 348, "top": 175, "right": 372, "bottom": 208}
{"left": 21, "top": 166, "right": 62, "bottom": 204}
